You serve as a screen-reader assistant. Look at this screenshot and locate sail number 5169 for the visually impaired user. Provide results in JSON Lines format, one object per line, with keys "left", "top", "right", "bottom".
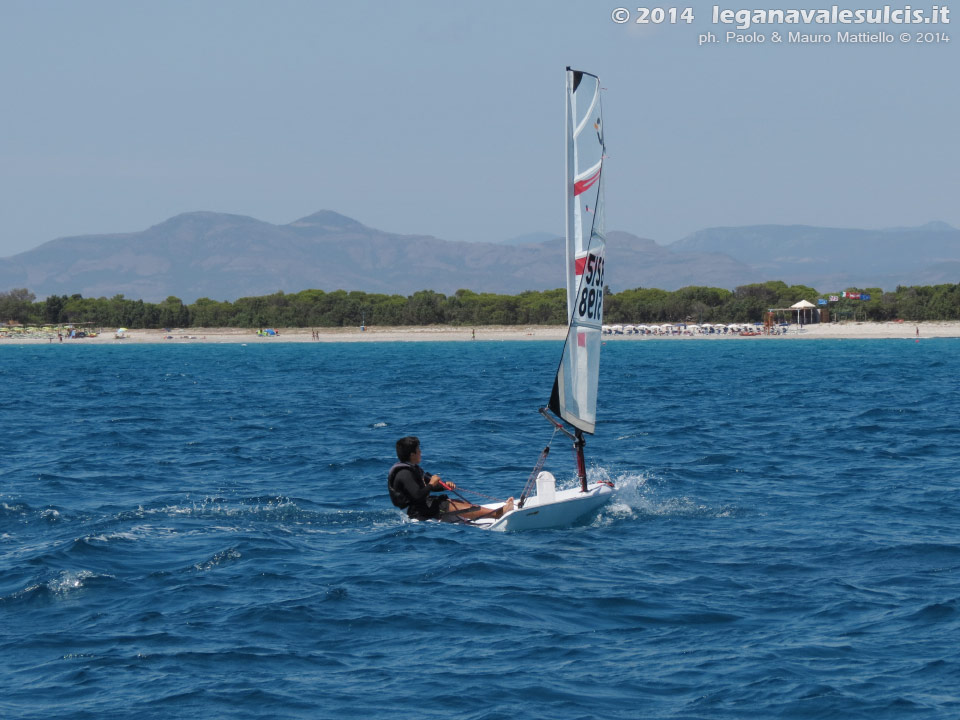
{"left": 578, "top": 254, "right": 604, "bottom": 321}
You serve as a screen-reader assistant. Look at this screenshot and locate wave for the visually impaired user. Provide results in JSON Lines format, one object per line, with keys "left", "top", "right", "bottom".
{"left": 2, "top": 500, "right": 31, "bottom": 518}
{"left": 1, "top": 569, "right": 112, "bottom": 606}
{"left": 904, "top": 599, "right": 959, "bottom": 622}
{"left": 105, "top": 496, "right": 403, "bottom": 533}
{"left": 588, "top": 469, "right": 747, "bottom": 526}
{"left": 194, "top": 547, "right": 242, "bottom": 572}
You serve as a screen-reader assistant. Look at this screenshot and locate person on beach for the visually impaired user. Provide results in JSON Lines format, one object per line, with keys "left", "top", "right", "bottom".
{"left": 387, "top": 436, "right": 513, "bottom": 522}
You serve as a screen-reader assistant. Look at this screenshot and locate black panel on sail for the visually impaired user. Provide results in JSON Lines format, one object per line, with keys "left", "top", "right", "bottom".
{"left": 549, "top": 376, "right": 561, "bottom": 418}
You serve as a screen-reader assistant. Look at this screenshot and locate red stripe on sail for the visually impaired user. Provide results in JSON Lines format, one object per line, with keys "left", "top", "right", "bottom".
{"left": 573, "top": 168, "right": 600, "bottom": 196}
{"left": 577, "top": 331, "right": 586, "bottom": 347}
{"left": 575, "top": 256, "right": 587, "bottom": 275}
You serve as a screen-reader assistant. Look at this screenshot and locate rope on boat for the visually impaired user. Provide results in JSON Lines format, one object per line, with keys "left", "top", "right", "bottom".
{"left": 438, "top": 480, "right": 504, "bottom": 503}
{"left": 434, "top": 423, "right": 563, "bottom": 521}
{"left": 518, "top": 426, "right": 559, "bottom": 508}
{"left": 435, "top": 482, "right": 504, "bottom": 525}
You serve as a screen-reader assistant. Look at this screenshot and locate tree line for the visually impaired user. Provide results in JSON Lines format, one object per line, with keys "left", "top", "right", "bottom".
{"left": 1, "top": 281, "right": 959, "bottom": 328}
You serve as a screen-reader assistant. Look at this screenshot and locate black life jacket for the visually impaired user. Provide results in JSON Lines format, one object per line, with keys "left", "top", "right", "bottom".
{"left": 387, "top": 462, "right": 418, "bottom": 509}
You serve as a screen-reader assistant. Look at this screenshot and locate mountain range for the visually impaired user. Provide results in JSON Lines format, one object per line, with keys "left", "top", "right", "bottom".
{"left": 0, "top": 211, "right": 957, "bottom": 302}
{"left": 671, "top": 221, "right": 960, "bottom": 292}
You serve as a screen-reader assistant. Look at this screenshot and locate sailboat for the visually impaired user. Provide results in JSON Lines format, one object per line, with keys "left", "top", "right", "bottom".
{"left": 468, "top": 68, "right": 614, "bottom": 531}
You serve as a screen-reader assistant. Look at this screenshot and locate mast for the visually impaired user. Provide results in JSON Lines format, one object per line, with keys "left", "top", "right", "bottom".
{"left": 569, "top": 67, "right": 586, "bottom": 494}
{"left": 538, "top": 408, "right": 590, "bottom": 493}
{"left": 565, "top": 67, "right": 577, "bottom": 321}
{"left": 574, "top": 430, "right": 587, "bottom": 493}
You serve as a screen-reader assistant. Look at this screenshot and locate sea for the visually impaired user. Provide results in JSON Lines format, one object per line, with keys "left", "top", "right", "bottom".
{"left": 1, "top": 338, "right": 958, "bottom": 719}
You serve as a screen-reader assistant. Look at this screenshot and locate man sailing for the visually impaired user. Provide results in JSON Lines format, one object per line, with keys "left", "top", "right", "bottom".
{"left": 388, "top": 436, "right": 513, "bottom": 522}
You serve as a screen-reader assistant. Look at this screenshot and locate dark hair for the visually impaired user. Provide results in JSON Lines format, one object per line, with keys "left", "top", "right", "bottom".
{"left": 396, "top": 436, "right": 420, "bottom": 462}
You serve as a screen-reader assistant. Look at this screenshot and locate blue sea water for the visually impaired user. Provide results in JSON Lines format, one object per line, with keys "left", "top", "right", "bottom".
{"left": 1, "top": 338, "right": 959, "bottom": 719}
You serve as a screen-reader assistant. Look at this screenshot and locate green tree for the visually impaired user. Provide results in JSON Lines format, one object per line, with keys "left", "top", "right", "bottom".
{"left": 0, "top": 288, "right": 37, "bottom": 324}
{"left": 43, "top": 294, "right": 66, "bottom": 324}
{"left": 158, "top": 296, "right": 189, "bottom": 328}
{"left": 405, "top": 290, "right": 446, "bottom": 325}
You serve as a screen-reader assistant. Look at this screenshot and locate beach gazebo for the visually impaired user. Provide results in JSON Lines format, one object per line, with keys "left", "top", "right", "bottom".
{"left": 790, "top": 299, "right": 817, "bottom": 325}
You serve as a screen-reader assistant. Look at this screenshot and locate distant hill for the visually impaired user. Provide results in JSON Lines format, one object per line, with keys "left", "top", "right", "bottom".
{"left": 500, "top": 232, "right": 561, "bottom": 246}
{"left": 669, "top": 221, "right": 960, "bottom": 290}
{"left": 0, "top": 211, "right": 757, "bottom": 302}
{"left": 0, "top": 211, "right": 956, "bottom": 302}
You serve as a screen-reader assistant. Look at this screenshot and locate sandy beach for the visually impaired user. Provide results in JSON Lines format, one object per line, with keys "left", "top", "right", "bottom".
{"left": 2, "top": 321, "right": 959, "bottom": 344}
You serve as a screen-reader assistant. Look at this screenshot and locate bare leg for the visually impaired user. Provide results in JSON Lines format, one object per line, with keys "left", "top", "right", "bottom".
{"left": 445, "top": 497, "right": 514, "bottom": 521}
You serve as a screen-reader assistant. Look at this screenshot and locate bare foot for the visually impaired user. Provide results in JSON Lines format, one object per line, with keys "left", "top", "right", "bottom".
{"left": 492, "top": 497, "right": 515, "bottom": 519}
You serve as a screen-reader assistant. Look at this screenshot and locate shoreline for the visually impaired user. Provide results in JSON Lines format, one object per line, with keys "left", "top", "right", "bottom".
{"left": 1, "top": 321, "right": 956, "bottom": 344}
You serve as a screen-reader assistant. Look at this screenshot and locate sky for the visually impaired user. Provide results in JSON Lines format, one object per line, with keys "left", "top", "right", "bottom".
{"left": 0, "top": 0, "right": 957, "bottom": 257}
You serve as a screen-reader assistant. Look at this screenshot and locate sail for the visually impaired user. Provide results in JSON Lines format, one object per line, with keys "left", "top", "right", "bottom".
{"left": 549, "top": 68, "right": 606, "bottom": 434}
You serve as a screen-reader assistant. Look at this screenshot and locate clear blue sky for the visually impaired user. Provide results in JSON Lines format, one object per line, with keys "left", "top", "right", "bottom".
{"left": 1, "top": 0, "right": 956, "bottom": 256}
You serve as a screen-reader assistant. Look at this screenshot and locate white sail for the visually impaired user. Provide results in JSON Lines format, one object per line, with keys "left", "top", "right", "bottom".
{"left": 549, "top": 68, "right": 606, "bottom": 435}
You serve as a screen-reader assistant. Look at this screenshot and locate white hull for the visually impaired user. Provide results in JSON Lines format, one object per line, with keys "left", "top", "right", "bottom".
{"left": 472, "top": 481, "right": 613, "bottom": 532}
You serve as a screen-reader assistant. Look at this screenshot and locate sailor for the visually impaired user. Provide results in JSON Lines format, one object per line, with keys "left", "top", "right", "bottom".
{"left": 388, "top": 436, "right": 513, "bottom": 522}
